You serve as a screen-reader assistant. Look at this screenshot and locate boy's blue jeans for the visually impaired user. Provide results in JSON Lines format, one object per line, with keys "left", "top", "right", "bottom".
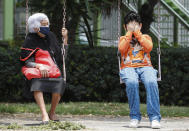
{"left": 120, "top": 66, "right": 161, "bottom": 122}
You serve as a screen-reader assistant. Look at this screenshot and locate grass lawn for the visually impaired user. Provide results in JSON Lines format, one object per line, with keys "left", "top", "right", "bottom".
{"left": 0, "top": 102, "right": 189, "bottom": 117}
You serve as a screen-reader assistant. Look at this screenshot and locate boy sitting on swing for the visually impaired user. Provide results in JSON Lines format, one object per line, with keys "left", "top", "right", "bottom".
{"left": 119, "top": 11, "right": 161, "bottom": 129}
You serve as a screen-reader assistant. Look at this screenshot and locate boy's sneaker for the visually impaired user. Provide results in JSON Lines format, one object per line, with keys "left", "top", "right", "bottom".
{"left": 151, "top": 120, "right": 161, "bottom": 129}
{"left": 129, "top": 119, "right": 140, "bottom": 128}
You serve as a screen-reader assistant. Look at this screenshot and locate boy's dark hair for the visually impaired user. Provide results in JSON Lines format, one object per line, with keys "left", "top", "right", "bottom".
{"left": 124, "top": 11, "right": 141, "bottom": 25}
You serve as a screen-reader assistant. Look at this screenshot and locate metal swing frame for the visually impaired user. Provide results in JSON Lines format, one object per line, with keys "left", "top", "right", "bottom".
{"left": 117, "top": 0, "right": 162, "bottom": 83}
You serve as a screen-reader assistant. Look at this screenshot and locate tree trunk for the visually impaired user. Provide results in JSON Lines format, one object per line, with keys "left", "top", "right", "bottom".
{"left": 139, "top": 0, "right": 159, "bottom": 34}
{"left": 50, "top": 2, "right": 80, "bottom": 45}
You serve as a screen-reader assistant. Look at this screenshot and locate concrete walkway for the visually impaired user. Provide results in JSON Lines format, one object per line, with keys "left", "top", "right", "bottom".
{"left": 0, "top": 113, "right": 189, "bottom": 131}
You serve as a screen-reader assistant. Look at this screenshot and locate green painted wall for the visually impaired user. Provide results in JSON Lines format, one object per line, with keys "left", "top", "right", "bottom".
{"left": 3, "top": 0, "right": 14, "bottom": 40}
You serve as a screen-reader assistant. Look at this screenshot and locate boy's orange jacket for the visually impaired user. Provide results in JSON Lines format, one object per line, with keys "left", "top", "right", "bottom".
{"left": 118, "top": 30, "right": 153, "bottom": 69}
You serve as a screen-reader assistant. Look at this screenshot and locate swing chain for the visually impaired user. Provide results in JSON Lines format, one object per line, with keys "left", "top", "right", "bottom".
{"left": 117, "top": 0, "right": 121, "bottom": 41}
{"left": 117, "top": 0, "right": 123, "bottom": 84}
{"left": 157, "top": 0, "right": 161, "bottom": 81}
{"left": 62, "top": 0, "right": 67, "bottom": 82}
{"left": 63, "top": 0, "right": 67, "bottom": 28}
{"left": 157, "top": 0, "right": 161, "bottom": 55}
{"left": 25, "top": 0, "right": 29, "bottom": 37}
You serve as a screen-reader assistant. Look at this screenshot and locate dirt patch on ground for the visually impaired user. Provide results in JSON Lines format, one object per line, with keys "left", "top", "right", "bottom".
{"left": 0, "top": 113, "right": 189, "bottom": 131}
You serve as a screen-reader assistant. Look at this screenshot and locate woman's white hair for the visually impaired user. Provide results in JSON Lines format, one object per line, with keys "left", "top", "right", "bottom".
{"left": 28, "top": 13, "right": 50, "bottom": 33}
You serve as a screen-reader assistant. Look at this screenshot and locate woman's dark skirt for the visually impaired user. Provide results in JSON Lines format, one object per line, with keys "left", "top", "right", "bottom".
{"left": 30, "top": 78, "right": 66, "bottom": 95}
{"left": 29, "top": 78, "right": 66, "bottom": 95}
{"left": 22, "top": 78, "right": 66, "bottom": 100}
{"left": 22, "top": 77, "right": 66, "bottom": 100}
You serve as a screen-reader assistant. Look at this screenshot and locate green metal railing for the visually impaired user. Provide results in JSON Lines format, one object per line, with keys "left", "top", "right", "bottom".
{"left": 159, "top": 0, "right": 189, "bottom": 46}
{"left": 173, "top": 0, "right": 189, "bottom": 16}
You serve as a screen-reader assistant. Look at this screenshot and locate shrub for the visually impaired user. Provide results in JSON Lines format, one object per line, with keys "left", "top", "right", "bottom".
{"left": 0, "top": 45, "right": 188, "bottom": 106}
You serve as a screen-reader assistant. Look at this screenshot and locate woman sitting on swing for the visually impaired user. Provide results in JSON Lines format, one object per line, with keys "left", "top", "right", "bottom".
{"left": 20, "top": 13, "right": 68, "bottom": 124}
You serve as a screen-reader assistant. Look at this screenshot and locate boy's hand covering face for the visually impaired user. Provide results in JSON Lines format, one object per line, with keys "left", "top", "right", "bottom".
{"left": 133, "top": 21, "right": 141, "bottom": 31}
{"left": 127, "top": 22, "right": 135, "bottom": 32}
{"left": 126, "top": 21, "right": 141, "bottom": 32}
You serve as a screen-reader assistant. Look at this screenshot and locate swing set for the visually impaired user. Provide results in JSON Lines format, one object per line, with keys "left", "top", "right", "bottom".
{"left": 25, "top": 0, "right": 162, "bottom": 84}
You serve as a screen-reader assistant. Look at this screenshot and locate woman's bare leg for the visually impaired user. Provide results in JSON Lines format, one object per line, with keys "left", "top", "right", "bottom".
{"left": 33, "top": 91, "right": 49, "bottom": 121}
{"left": 49, "top": 93, "right": 61, "bottom": 120}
